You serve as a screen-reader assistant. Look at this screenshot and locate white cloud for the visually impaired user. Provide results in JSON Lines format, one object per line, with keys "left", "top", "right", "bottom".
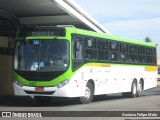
{"left": 75, "top": 0, "right": 160, "bottom": 21}
{"left": 103, "top": 18, "right": 160, "bottom": 41}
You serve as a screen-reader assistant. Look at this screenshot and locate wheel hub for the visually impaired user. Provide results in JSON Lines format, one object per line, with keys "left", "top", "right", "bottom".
{"left": 84, "top": 87, "right": 91, "bottom": 100}
{"left": 133, "top": 83, "right": 137, "bottom": 94}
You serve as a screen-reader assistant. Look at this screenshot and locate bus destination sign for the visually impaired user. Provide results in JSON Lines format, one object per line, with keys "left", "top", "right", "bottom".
{"left": 31, "top": 31, "right": 55, "bottom": 36}
{"left": 18, "top": 27, "right": 66, "bottom": 38}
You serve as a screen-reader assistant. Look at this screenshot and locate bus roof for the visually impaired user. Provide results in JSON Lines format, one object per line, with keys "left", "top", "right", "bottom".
{"left": 66, "top": 27, "right": 156, "bottom": 47}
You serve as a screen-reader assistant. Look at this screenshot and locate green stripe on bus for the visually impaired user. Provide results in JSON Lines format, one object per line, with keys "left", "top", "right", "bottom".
{"left": 66, "top": 27, "right": 156, "bottom": 47}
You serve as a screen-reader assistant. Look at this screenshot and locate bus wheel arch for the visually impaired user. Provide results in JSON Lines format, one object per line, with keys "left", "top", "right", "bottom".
{"left": 80, "top": 80, "right": 94, "bottom": 104}
{"left": 88, "top": 79, "right": 95, "bottom": 93}
{"left": 137, "top": 78, "right": 144, "bottom": 97}
{"left": 122, "top": 79, "right": 138, "bottom": 98}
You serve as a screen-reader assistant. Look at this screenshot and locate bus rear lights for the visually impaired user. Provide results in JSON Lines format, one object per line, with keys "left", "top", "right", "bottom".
{"left": 57, "top": 80, "right": 69, "bottom": 88}
{"left": 35, "top": 87, "right": 44, "bottom": 92}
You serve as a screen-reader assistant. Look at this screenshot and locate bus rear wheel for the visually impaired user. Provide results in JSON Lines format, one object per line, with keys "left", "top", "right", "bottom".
{"left": 137, "top": 80, "right": 143, "bottom": 97}
{"left": 80, "top": 82, "right": 94, "bottom": 104}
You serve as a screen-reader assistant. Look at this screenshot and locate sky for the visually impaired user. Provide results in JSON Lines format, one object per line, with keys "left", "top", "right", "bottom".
{"left": 75, "top": 0, "right": 160, "bottom": 61}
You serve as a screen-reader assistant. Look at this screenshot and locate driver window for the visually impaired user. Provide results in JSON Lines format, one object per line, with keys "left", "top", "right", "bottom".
{"left": 72, "top": 35, "right": 84, "bottom": 60}
{"left": 72, "top": 34, "right": 84, "bottom": 71}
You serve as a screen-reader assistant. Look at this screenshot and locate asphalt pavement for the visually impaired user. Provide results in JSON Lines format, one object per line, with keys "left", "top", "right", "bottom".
{"left": 0, "top": 86, "right": 159, "bottom": 120}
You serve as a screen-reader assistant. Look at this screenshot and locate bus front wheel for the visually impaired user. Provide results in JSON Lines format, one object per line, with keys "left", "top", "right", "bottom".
{"left": 122, "top": 81, "right": 137, "bottom": 98}
{"left": 80, "top": 82, "right": 94, "bottom": 104}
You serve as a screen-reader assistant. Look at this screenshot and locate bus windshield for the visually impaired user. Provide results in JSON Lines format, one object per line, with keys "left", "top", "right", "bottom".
{"left": 14, "top": 39, "right": 69, "bottom": 72}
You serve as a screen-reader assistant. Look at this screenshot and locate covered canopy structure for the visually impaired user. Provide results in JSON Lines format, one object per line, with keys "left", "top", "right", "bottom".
{"left": 0, "top": 0, "right": 110, "bottom": 37}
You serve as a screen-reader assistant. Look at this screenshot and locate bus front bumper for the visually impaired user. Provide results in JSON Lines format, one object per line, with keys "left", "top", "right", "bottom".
{"left": 13, "top": 81, "right": 85, "bottom": 97}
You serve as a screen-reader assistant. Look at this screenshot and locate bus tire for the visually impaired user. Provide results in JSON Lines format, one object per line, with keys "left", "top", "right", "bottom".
{"left": 34, "top": 96, "right": 52, "bottom": 104}
{"left": 80, "top": 82, "right": 94, "bottom": 104}
{"left": 130, "top": 81, "right": 137, "bottom": 98}
{"left": 137, "top": 80, "right": 143, "bottom": 97}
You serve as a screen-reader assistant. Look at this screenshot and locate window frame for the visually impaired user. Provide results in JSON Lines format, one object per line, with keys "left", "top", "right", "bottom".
{"left": 98, "top": 39, "right": 110, "bottom": 62}
{"left": 138, "top": 46, "right": 146, "bottom": 64}
{"left": 129, "top": 44, "right": 138, "bottom": 63}
{"left": 72, "top": 34, "right": 85, "bottom": 71}
{"left": 110, "top": 41, "right": 120, "bottom": 62}
{"left": 120, "top": 43, "right": 129, "bottom": 63}
{"left": 84, "top": 37, "right": 98, "bottom": 61}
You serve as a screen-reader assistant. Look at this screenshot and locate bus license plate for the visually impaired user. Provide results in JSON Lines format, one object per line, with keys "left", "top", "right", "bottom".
{"left": 35, "top": 87, "right": 44, "bottom": 92}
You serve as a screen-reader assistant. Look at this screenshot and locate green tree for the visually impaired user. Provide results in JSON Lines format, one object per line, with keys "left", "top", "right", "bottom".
{"left": 145, "top": 37, "right": 152, "bottom": 42}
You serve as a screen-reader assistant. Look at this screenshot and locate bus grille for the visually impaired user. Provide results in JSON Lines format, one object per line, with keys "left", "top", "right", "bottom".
{"left": 24, "top": 91, "right": 55, "bottom": 95}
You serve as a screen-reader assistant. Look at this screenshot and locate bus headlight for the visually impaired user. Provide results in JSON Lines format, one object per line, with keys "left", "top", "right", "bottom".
{"left": 14, "top": 80, "right": 23, "bottom": 87}
{"left": 58, "top": 80, "right": 70, "bottom": 88}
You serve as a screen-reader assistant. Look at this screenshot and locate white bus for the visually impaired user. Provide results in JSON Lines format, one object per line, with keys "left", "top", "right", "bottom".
{"left": 13, "top": 26, "right": 158, "bottom": 104}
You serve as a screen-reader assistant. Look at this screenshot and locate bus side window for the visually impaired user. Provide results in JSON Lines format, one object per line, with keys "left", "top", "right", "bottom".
{"left": 146, "top": 47, "right": 153, "bottom": 64}
{"left": 75, "top": 42, "right": 83, "bottom": 59}
{"left": 72, "top": 34, "right": 84, "bottom": 71}
{"left": 120, "top": 43, "right": 129, "bottom": 63}
{"left": 152, "top": 48, "right": 157, "bottom": 65}
{"left": 72, "top": 35, "right": 84, "bottom": 59}
{"left": 98, "top": 39, "right": 110, "bottom": 61}
{"left": 138, "top": 46, "right": 146, "bottom": 64}
{"left": 110, "top": 41, "right": 120, "bottom": 62}
{"left": 129, "top": 44, "right": 138, "bottom": 63}
{"left": 85, "top": 37, "right": 97, "bottom": 60}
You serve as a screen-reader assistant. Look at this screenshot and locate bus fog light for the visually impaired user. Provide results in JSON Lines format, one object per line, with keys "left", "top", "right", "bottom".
{"left": 58, "top": 80, "right": 69, "bottom": 88}
{"left": 14, "top": 80, "right": 23, "bottom": 87}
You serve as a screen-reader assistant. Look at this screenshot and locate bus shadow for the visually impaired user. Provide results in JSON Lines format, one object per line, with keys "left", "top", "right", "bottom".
{"left": 0, "top": 96, "right": 36, "bottom": 107}
{"left": 0, "top": 87, "right": 159, "bottom": 107}
{"left": 0, "top": 95, "right": 124, "bottom": 107}
{"left": 93, "top": 94, "right": 123, "bottom": 102}
{"left": 0, "top": 96, "right": 84, "bottom": 107}
{"left": 141, "top": 86, "right": 160, "bottom": 96}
